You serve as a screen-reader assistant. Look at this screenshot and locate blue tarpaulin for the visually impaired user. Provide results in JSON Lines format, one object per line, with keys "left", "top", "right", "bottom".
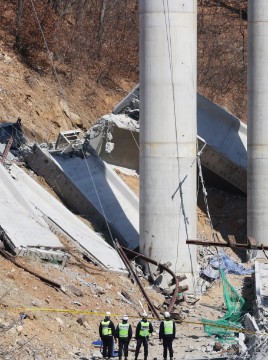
{"left": 210, "top": 250, "right": 254, "bottom": 275}
{"left": 201, "top": 250, "right": 254, "bottom": 280}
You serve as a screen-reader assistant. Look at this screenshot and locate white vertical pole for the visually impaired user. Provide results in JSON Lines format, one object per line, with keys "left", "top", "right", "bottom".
{"left": 248, "top": 1, "right": 268, "bottom": 247}
{"left": 139, "top": 0, "right": 197, "bottom": 290}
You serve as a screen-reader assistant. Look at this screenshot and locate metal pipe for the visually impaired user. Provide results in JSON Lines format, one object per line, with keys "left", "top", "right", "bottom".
{"left": 0, "top": 137, "right": 13, "bottom": 164}
{"left": 116, "top": 244, "right": 160, "bottom": 319}
{"left": 121, "top": 246, "right": 179, "bottom": 313}
{"left": 0, "top": 249, "right": 61, "bottom": 290}
{"left": 186, "top": 239, "right": 268, "bottom": 251}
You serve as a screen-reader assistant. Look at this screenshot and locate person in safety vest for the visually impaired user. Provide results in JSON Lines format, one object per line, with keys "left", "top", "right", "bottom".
{"left": 99, "top": 311, "right": 116, "bottom": 360}
{"left": 134, "top": 312, "right": 153, "bottom": 360}
{"left": 159, "top": 311, "right": 176, "bottom": 360}
{"left": 115, "top": 315, "right": 132, "bottom": 360}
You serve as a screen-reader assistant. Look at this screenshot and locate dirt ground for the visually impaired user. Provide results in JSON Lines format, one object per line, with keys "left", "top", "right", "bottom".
{"left": 0, "top": 238, "right": 251, "bottom": 360}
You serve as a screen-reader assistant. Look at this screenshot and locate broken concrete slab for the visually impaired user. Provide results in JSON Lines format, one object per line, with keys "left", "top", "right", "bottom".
{"left": 197, "top": 94, "right": 246, "bottom": 170}
{"left": 255, "top": 261, "right": 268, "bottom": 308}
{"left": 16, "top": 248, "right": 68, "bottom": 264}
{"left": 51, "top": 152, "right": 139, "bottom": 249}
{"left": 0, "top": 163, "right": 66, "bottom": 260}
{"left": 90, "top": 84, "right": 247, "bottom": 193}
{"left": 22, "top": 144, "right": 139, "bottom": 250}
{"left": 244, "top": 313, "right": 259, "bottom": 333}
{"left": 8, "top": 163, "right": 126, "bottom": 272}
{"left": 87, "top": 114, "right": 139, "bottom": 172}
{"left": 197, "top": 92, "right": 247, "bottom": 193}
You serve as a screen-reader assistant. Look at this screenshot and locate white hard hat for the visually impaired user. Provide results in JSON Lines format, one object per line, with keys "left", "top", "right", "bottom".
{"left": 105, "top": 311, "right": 111, "bottom": 316}
{"left": 122, "top": 315, "right": 128, "bottom": 321}
{"left": 164, "top": 311, "right": 170, "bottom": 318}
{"left": 142, "top": 312, "right": 147, "bottom": 317}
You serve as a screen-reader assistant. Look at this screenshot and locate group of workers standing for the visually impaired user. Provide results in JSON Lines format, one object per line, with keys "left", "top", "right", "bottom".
{"left": 99, "top": 311, "right": 176, "bottom": 360}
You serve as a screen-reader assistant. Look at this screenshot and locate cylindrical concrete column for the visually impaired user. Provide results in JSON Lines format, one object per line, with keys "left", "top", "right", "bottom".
{"left": 139, "top": 0, "right": 197, "bottom": 290}
{"left": 248, "top": 1, "right": 268, "bottom": 246}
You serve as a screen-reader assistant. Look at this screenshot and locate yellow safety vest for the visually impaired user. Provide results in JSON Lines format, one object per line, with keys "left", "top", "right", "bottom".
{"left": 139, "top": 321, "right": 149, "bottom": 337}
{"left": 101, "top": 320, "right": 112, "bottom": 336}
{"left": 164, "top": 320, "right": 173, "bottom": 335}
{"left": 119, "top": 323, "right": 129, "bottom": 338}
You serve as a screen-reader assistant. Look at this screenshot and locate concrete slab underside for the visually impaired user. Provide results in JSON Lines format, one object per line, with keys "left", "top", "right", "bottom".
{"left": 9, "top": 164, "right": 126, "bottom": 272}
{"left": 102, "top": 87, "right": 247, "bottom": 193}
{"left": 51, "top": 153, "right": 139, "bottom": 250}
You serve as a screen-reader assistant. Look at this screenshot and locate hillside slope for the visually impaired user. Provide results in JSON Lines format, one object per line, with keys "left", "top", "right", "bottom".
{"left": 0, "top": 0, "right": 247, "bottom": 147}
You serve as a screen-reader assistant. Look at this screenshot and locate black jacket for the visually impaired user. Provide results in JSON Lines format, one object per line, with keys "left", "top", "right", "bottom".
{"left": 159, "top": 320, "right": 176, "bottom": 340}
{"left": 115, "top": 321, "right": 133, "bottom": 341}
{"left": 99, "top": 319, "right": 116, "bottom": 339}
{"left": 135, "top": 320, "right": 153, "bottom": 339}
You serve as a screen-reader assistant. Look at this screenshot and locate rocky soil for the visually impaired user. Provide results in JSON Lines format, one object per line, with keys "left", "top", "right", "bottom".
{"left": 0, "top": 39, "right": 135, "bottom": 145}
{"left": 0, "top": 234, "right": 252, "bottom": 360}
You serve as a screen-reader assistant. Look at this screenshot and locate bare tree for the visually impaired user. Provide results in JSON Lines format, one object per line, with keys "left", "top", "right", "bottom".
{"left": 15, "top": 0, "right": 24, "bottom": 47}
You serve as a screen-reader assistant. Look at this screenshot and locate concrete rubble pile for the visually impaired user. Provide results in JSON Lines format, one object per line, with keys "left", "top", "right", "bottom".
{"left": 0, "top": 162, "right": 67, "bottom": 262}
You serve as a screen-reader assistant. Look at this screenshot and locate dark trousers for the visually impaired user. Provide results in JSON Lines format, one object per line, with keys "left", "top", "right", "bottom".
{"left": 102, "top": 336, "right": 113, "bottom": 358}
{"left": 163, "top": 338, "right": 174, "bottom": 359}
{"left": 135, "top": 337, "right": 148, "bottom": 360}
{"left": 118, "top": 339, "right": 129, "bottom": 359}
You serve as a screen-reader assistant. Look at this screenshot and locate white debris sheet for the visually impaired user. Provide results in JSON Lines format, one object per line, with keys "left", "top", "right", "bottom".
{"left": 9, "top": 164, "right": 126, "bottom": 272}
{"left": 0, "top": 164, "right": 64, "bottom": 251}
